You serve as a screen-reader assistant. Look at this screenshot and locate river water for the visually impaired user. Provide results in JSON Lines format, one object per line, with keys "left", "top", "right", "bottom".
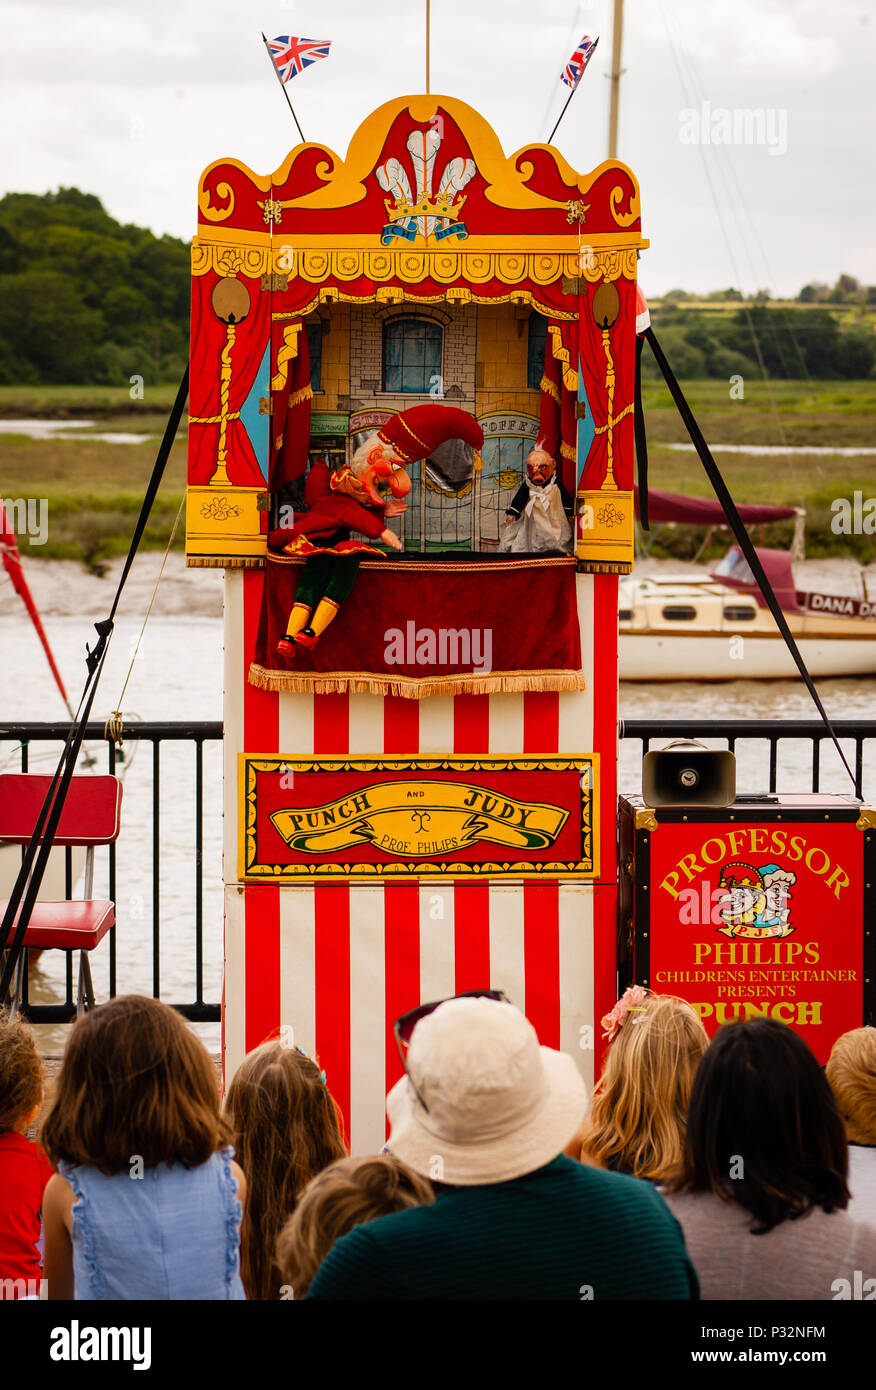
{"left": 3, "top": 554, "right": 874, "bottom": 1055}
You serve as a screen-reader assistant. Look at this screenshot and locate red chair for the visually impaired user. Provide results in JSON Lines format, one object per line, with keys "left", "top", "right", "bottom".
{"left": 0, "top": 773, "right": 122, "bottom": 1018}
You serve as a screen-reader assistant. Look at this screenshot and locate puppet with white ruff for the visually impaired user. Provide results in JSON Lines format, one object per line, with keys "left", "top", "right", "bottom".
{"left": 499, "top": 447, "right": 574, "bottom": 555}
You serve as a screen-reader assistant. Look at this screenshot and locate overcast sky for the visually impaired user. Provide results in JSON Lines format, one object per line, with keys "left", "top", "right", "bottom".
{"left": 2, "top": 0, "right": 873, "bottom": 295}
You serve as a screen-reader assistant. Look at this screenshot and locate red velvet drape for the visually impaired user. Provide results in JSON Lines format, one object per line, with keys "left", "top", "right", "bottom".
{"left": 270, "top": 322, "right": 312, "bottom": 491}
{"left": 576, "top": 279, "right": 636, "bottom": 493}
{"left": 187, "top": 271, "right": 271, "bottom": 486}
{"left": 538, "top": 321, "right": 579, "bottom": 496}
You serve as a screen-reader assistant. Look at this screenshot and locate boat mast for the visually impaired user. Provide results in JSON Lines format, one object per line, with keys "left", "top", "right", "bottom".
{"left": 607, "top": 0, "right": 624, "bottom": 158}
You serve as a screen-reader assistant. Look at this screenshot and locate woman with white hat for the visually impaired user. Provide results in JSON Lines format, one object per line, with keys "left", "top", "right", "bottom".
{"left": 307, "top": 992, "right": 698, "bottom": 1300}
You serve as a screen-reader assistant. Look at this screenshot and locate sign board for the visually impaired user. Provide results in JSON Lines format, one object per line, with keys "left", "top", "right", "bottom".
{"left": 240, "top": 754, "right": 599, "bottom": 880}
{"left": 620, "top": 796, "right": 876, "bottom": 1063}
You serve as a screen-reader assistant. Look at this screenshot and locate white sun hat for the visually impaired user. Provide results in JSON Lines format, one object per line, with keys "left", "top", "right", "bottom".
{"left": 386, "top": 996, "right": 589, "bottom": 1186}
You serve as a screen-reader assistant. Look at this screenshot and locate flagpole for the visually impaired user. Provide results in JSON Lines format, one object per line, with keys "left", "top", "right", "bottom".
{"left": 261, "top": 32, "right": 306, "bottom": 142}
{"left": 547, "top": 84, "right": 576, "bottom": 144}
{"left": 426, "top": 0, "right": 431, "bottom": 94}
{"left": 548, "top": 37, "right": 599, "bottom": 144}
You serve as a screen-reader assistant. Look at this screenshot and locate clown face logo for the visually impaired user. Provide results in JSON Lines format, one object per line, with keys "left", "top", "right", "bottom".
{"left": 716, "top": 860, "right": 796, "bottom": 939}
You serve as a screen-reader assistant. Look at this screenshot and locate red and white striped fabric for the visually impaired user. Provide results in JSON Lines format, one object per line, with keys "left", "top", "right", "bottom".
{"left": 222, "top": 568, "right": 618, "bottom": 1153}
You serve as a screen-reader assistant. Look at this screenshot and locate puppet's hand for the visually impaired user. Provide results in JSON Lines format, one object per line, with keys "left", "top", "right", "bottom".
{"left": 383, "top": 497, "right": 408, "bottom": 518}
{"left": 380, "top": 528, "right": 404, "bottom": 550}
{"left": 504, "top": 512, "right": 515, "bottom": 524}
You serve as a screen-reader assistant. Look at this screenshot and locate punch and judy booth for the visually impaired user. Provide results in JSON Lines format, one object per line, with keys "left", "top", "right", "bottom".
{"left": 186, "top": 94, "right": 646, "bottom": 1149}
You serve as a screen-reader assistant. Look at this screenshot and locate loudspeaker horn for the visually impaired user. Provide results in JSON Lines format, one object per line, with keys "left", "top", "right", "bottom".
{"left": 642, "top": 739, "right": 737, "bottom": 808}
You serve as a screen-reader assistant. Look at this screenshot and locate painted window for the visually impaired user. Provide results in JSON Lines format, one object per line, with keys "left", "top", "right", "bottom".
{"left": 527, "top": 312, "right": 548, "bottom": 389}
{"left": 382, "top": 318, "right": 442, "bottom": 394}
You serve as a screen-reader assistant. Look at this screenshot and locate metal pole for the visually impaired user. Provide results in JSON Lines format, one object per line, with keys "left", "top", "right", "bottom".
{"left": 426, "top": 0, "right": 431, "bottom": 93}
{"left": 262, "top": 32, "right": 306, "bottom": 142}
{"left": 607, "top": 0, "right": 624, "bottom": 158}
{"left": 549, "top": 37, "right": 599, "bottom": 146}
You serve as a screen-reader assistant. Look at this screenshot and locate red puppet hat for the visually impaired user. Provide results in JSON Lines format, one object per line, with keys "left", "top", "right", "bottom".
{"left": 378, "top": 403, "right": 484, "bottom": 463}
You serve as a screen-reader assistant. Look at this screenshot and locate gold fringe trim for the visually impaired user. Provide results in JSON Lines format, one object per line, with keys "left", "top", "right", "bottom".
{"left": 266, "top": 552, "right": 577, "bottom": 574}
{"left": 576, "top": 560, "right": 633, "bottom": 574}
{"left": 560, "top": 441, "right": 576, "bottom": 461}
{"left": 247, "top": 665, "right": 587, "bottom": 701}
{"left": 539, "top": 372, "right": 560, "bottom": 404}
{"left": 286, "top": 383, "right": 313, "bottom": 410}
{"left": 186, "top": 556, "right": 265, "bottom": 569}
{"left": 272, "top": 289, "right": 578, "bottom": 321}
{"left": 547, "top": 324, "right": 579, "bottom": 393}
{"left": 270, "top": 322, "right": 303, "bottom": 391}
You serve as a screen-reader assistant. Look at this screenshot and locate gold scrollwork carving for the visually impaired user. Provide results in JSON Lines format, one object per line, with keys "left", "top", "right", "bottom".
{"left": 198, "top": 181, "right": 235, "bottom": 223}
{"left": 368, "top": 251, "right": 394, "bottom": 282}
{"left": 191, "top": 242, "right": 620, "bottom": 288}
{"left": 610, "top": 186, "right": 640, "bottom": 228}
{"left": 430, "top": 253, "right": 461, "bottom": 284}
{"left": 299, "top": 249, "right": 329, "bottom": 280}
{"left": 576, "top": 247, "right": 637, "bottom": 283}
{"left": 335, "top": 251, "right": 364, "bottom": 280}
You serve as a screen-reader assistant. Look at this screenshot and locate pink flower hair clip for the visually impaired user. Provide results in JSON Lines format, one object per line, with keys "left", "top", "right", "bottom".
{"left": 600, "top": 985, "right": 648, "bottom": 1043}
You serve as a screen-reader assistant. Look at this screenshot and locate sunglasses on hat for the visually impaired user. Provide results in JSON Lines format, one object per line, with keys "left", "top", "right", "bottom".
{"left": 393, "top": 989, "right": 510, "bottom": 1113}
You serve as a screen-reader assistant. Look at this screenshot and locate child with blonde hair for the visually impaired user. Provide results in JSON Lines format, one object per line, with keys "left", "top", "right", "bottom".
{"left": 826, "top": 1026, "right": 876, "bottom": 1222}
{"left": 225, "top": 1039, "right": 347, "bottom": 1300}
{"left": 580, "top": 987, "right": 708, "bottom": 1183}
{"left": 276, "top": 1154, "right": 433, "bottom": 1299}
{"left": 41, "top": 995, "right": 246, "bottom": 1299}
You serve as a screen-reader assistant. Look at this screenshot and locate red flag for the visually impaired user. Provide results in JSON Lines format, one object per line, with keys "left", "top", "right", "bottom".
{"left": 0, "top": 501, "right": 70, "bottom": 708}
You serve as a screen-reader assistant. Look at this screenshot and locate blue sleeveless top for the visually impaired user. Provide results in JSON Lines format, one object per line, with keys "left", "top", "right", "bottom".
{"left": 59, "top": 1147, "right": 245, "bottom": 1300}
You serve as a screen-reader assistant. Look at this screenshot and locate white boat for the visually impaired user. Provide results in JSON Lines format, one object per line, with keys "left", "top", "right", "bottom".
{"left": 620, "top": 548, "right": 876, "bottom": 681}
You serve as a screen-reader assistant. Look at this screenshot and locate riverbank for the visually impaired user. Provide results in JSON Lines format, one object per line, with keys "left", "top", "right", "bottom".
{"left": 10, "top": 550, "right": 876, "bottom": 624}
{"left": 1, "top": 378, "right": 874, "bottom": 566}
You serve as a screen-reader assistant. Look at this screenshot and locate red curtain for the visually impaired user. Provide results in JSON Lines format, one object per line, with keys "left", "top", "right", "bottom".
{"left": 187, "top": 271, "right": 271, "bottom": 486}
{"left": 538, "top": 321, "right": 579, "bottom": 496}
{"left": 576, "top": 278, "right": 636, "bottom": 493}
{"left": 270, "top": 322, "right": 312, "bottom": 491}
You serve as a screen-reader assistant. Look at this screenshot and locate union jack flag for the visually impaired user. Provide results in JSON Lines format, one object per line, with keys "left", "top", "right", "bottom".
{"left": 561, "top": 34, "right": 598, "bottom": 89}
{"left": 266, "top": 35, "right": 331, "bottom": 83}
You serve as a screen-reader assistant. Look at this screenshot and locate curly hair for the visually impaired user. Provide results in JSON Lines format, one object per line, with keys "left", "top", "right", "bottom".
{"left": 826, "top": 1027, "right": 876, "bottom": 1147}
{"left": 0, "top": 1009, "right": 44, "bottom": 1133}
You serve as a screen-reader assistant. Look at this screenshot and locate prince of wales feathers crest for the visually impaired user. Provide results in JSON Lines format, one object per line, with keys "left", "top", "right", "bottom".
{"left": 377, "top": 126, "right": 475, "bottom": 244}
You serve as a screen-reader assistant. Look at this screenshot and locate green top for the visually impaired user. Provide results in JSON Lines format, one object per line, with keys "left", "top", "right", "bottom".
{"left": 307, "top": 1155, "right": 699, "bottom": 1301}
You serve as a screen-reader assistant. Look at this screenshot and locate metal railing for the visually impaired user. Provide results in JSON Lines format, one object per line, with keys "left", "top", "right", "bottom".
{"left": 0, "top": 721, "right": 222, "bottom": 1024}
{"left": 620, "top": 718, "right": 876, "bottom": 799}
{"left": 3, "top": 716, "right": 873, "bottom": 1025}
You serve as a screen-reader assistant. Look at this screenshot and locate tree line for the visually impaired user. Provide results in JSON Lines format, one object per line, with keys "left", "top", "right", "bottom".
{"left": 0, "top": 189, "right": 873, "bottom": 384}
{"left": 0, "top": 188, "right": 189, "bottom": 386}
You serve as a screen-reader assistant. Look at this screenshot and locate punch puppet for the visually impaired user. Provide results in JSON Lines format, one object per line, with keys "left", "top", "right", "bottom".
{"left": 274, "top": 404, "right": 484, "bottom": 653}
